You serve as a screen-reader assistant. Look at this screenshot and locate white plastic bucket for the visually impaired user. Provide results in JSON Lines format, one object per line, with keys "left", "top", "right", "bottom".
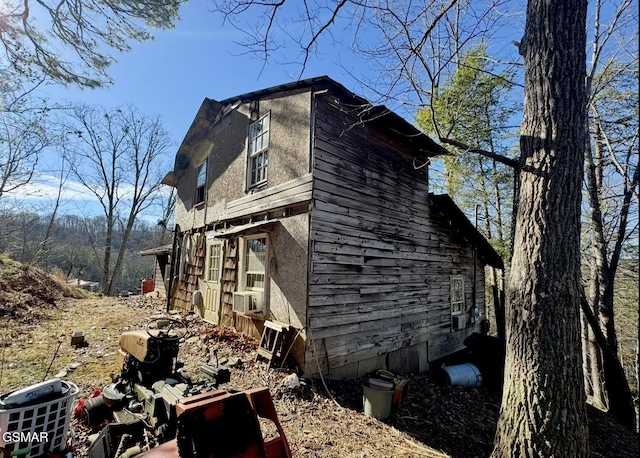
{"left": 362, "top": 384, "right": 394, "bottom": 420}
{"left": 441, "top": 363, "right": 482, "bottom": 387}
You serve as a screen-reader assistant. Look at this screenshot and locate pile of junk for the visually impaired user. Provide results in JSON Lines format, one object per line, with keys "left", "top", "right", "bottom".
{"left": 0, "top": 318, "right": 292, "bottom": 458}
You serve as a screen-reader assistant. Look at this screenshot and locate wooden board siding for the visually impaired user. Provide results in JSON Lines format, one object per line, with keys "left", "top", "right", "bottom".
{"left": 152, "top": 258, "right": 168, "bottom": 298}
{"left": 220, "top": 241, "right": 238, "bottom": 328}
{"left": 306, "top": 95, "right": 485, "bottom": 374}
{"left": 225, "top": 174, "right": 312, "bottom": 220}
{"left": 170, "top": 233, "right": 205, "bottom": 313}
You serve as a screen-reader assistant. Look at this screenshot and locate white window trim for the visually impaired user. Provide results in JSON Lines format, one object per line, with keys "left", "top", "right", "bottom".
{"left": 240, "top": 234, "right": 269, "bottom": 294}
{"left": 205, "top": 241, "right": 222, "bottom": 283}
{"left": 246, "top": 112, "right": 270, "bottom": 190}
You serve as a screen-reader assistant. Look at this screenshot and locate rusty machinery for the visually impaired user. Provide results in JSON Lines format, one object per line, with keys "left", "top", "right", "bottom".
{"left": 85, "top": 318, "right": 231, "bottom": 458}
{"left": 133, "top": 388, "right": 292, "bottom": 458}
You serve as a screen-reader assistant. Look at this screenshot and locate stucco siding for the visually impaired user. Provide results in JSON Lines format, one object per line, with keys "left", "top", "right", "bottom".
{"left": 174, "top": 90, "right": 313, "bottom": 230}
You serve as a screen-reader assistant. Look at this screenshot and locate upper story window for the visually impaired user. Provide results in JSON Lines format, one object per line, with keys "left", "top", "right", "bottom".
{"left": 248, "top": 112, "right": 270, "bottom": 188}
{"left": 195, "top": 160, "right": 207, "bottom": 205}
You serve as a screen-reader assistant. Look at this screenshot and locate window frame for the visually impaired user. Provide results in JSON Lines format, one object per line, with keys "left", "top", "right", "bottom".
{"left": 195, "top": 160, "right": 207, "bottom": 205}
{"left": 205, "top": 242, "right": 222, "bottom": 283}
{"left": 450, "top": 276, "right": 465, "bottom": 315}
{"left": 247, "top": 112, "right": 270, "bottom": 189}
{"left": 241, "top": 234, "right": 268, "bottom": 293}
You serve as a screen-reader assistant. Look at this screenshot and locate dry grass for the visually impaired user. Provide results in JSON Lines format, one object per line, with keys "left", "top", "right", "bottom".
{"left": 0, "top": 297, "right": 162, "bottom": 393}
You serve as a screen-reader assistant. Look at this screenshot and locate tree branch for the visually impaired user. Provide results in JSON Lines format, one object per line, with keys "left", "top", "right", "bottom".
{"left": 438, "top": 135, "right": 519, "bottom": 169}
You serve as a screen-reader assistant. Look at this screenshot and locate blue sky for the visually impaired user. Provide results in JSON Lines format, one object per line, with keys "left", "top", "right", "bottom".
{"left": 9, "top": 1, "right": 532, "bottom": 219}
{"left": 10, "top": 0, "right": 519, "bottom": 222}
{"left": 38, "top": 2, "right": 371, "bottom": 147}
{"left": 12, "top": 2, "right": 378, "bottom": 219}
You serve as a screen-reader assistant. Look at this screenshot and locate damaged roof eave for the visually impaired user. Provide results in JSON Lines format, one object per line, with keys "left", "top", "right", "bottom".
{"left": 161, "top": 171, "right": 178, "bottom": 187}
{"left": 429, "top": 193, "right": 504, "bottom": 269}
{"left": 168, "top": 97, "right": 225, "bottom": 179}
{"left": 217, "top": 76, "right": 449, "bottom": 158}
{"left": 212, "top": 219, "right": 281, "bottom": 238}
{"left": 139, "top": 244, "right": 173, "bottom": 256}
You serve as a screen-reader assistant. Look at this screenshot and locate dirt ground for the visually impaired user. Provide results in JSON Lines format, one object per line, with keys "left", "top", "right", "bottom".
{"left": 1, "top": 291, "right": 639, "bottom": 457}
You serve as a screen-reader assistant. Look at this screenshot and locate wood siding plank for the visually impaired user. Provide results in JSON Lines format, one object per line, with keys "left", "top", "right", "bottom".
{"left": 224, "top": 174, "right": 312, "bottom": 219}
{"left": 305, "top": 94, "right": 487, "bottom": 374}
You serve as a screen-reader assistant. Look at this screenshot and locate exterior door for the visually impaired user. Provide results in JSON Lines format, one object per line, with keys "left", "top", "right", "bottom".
{"left": 203, "top": 239, "right": 223, "bottom": 323}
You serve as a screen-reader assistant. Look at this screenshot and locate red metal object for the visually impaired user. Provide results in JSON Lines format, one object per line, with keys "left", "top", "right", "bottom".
{"left": 141, "top": 279, "right": 155, "bottom": 294}
{"left": 136, "top": 388, "right": 291, "bottom": 458}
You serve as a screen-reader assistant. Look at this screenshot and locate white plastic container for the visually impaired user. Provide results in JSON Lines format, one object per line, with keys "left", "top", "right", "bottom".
{"left": 0, "top": 379, "right": 62, "bottom": 408}
{"left": 0, "top": 380, "right": 79, "bottom": 458}
{"left": 441, "top": 363, "right": 482, "bottom": 387}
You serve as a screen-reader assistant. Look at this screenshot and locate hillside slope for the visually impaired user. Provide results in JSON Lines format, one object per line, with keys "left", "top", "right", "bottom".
{"left": 0, "top": 256, "right": 91, "bottom": 323}
{"left": 0, "top": 257, "right": 637, "bottom": 458}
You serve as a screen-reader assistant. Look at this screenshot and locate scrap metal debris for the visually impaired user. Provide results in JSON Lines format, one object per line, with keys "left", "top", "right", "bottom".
{"left": 79, "top": 317, "right": 234, "bottom": 458}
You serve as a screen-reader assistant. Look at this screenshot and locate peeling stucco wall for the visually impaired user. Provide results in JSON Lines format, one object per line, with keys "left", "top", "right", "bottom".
{"left": 173, "top": 90, "right": 312, "bottom": 230}
{"left": 267, "top": 213, "right": 309, "bottom": 330}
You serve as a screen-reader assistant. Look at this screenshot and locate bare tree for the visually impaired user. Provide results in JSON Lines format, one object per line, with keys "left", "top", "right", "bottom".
{"left": 579, "top": 0, "right": 638, "bottom": 426}
{"left": 156, "top": 186, "right": 176, "bottom": 246}
{"left": 0, "top": 0, "right": 183, "bottom": 87}
{"left": 62, "top": 104, "right": 172, "bottom": 295}
{"left": 0, "top": 79, "right": 48, "bottom": 200}
{"left": 30, "top": 152, "right": 73, "bottom": 268}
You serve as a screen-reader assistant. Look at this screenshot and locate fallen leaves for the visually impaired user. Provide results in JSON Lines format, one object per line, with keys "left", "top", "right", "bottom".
{"left": 2, "top": 292, "right": 638, "bottom": 458}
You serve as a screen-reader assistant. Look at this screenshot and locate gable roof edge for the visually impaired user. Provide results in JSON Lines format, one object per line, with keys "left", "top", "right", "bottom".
{"left": 429, "top": 193, "right": 504, "bottom": 269}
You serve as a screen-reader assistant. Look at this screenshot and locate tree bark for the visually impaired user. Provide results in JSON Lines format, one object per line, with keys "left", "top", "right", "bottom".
{"left": 584, "top": 234, "right": 607, "bottom": 410}
{"left": 491, "top": 0, "right": 589, "bottom": 456}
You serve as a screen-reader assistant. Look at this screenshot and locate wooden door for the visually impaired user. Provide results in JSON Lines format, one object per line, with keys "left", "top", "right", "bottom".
{"left": 203, "top": 239, "right": 223, "bottom": 323}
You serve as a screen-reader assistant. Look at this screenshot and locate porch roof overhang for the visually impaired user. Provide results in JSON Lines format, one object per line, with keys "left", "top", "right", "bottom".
{"left": 212, "top": 219, "right": 280, "bottom": 238}
{"left": 429, "top": 194, "right": 504, "bottom": 269}
{"left": 139, "top": 244, "right": 173, "bottom": 256}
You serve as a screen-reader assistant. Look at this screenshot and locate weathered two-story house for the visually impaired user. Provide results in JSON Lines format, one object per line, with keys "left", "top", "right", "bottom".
{"left": 160, "top": 76, "right": 503, "bottom": 378}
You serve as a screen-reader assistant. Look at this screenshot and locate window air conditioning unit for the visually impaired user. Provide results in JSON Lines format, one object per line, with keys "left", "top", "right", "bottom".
{"left": 233, "top": 291, "right": 263, "bottom": 314}
{"left": 452, "top": 313, "right": 467, "bottom": 330}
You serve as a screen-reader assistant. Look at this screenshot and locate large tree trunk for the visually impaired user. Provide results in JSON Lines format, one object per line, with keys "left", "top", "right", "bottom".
{"left": 491, "top": 1, "right": 589, "bottom": 456}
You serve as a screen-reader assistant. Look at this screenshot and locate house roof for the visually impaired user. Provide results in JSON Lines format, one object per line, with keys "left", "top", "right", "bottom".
{"left": 162, "top": 97, "right": 225, "bottom": 186}
{"left": 217, "top": 76, "right": 449, "bottom": 157}
{"left": 161, "top": 76, "right": 450, "bottom": 186}
{"left": 429, "top": 194, "right": 504, "bottom": 269}
{"left": 164, "top": 77, "right": 450, "bottom": 187}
